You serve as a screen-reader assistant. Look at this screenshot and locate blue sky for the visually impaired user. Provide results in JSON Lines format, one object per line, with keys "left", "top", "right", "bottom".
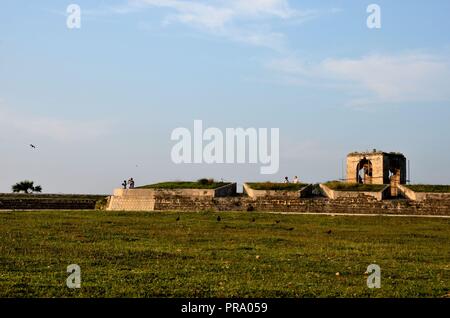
{"left": 1, "top": 0, "right": 449, "bottom": 193}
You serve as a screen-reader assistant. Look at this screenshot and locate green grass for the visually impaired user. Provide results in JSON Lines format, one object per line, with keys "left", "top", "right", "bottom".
{"left": 407, "top": 184, "right": 450, "bottom": 193}
{"left": 246, "top": 182, "right": 308, "bottom": 191}
{"left": 324, "top": 181, "right": 386, "bottom": 192}
{"left": 139, "top": 181, "right": 230, "bottom": 189}
{"left": 0, "top": 211, "right": 448, "bottom": 298}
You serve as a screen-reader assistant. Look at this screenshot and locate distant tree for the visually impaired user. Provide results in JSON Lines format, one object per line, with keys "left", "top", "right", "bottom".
{"left": 197, "top": 178, "right": 214, "bottom": 185}
{"left": 12, "top": 180, "right": 42, "bottom": 194}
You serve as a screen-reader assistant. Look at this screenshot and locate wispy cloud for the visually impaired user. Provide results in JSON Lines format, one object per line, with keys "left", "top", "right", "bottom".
{"left": 0, "top": 103, "right": 112, "bottom": 142}
{"left": 139, "top": 0, "right": 312, "bottom": 26}
{"left": 104, "top": 0, "right": 322, "bottom": 51}
{"left": 67, "top": 0, "right": 336, "bottom": 58}
{"left": 267, "top": 52, "right": 450, "bottom": 107}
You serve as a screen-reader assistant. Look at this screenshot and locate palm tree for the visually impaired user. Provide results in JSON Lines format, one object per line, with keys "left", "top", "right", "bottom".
{"left": 12, "top": 180, "right": 42, "bottom": 194}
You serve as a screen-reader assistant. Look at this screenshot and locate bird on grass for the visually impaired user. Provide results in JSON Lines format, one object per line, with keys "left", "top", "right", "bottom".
{"left": 217, "top": 216, "right": 221, "bottom": 222}
{"left": 251, "top": 217, "right": 255, "bottom": 223}
{"left": 326, "top": 230, "right": 332, "bottom": 234}
{"left": 287, "top": 227, "right": 294, "bottom": 231}
{"left": 176, "top": 216, "right": 180, "bottom": 222}
{"left": 275, "top": 220, "right": 281, "bottom": 224}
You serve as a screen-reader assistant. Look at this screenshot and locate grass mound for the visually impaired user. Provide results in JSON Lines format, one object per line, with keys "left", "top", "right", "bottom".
{"left": 246, "top": 182, "right": 308, "bottom": 191}
{"left": 139, "top": 179, "right": 229, "bottom": 190}
{"left": 324, "top": 181, "right": 386, "bottom": 192}
{"left": 407, "top": 184, "right": 450, "bottom": 193}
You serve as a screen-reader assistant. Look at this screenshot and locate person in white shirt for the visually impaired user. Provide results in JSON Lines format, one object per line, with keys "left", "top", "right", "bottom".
{"left": 128, "top": 178, "right": 135, "bottom": 189}
{"left": 293, "top": 176, "right": 299, "bottom": 184}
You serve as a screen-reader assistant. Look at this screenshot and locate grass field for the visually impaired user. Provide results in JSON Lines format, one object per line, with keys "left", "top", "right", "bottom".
{"left": 0, "top": 211, "right": 448, "bottom": 298}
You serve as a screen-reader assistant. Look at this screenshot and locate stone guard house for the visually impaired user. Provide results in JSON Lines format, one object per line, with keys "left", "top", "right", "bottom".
{"left": 346, "top": 150, "right": 407, "bottom": 196}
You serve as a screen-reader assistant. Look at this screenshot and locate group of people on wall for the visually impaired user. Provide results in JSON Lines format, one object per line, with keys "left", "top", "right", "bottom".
{"left": 284, "top": 176, "right": 300, "bottom": 184}
{"left": 122, "top": 178, "right": 135, "bottom": 189}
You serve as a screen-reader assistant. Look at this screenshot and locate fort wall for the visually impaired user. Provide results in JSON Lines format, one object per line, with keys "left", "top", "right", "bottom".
{"left": 151, "top": 195, "right": 450, "bottom": 215}
{"left": 0, "top": 193, "right": 105, "bottom": 210}
{"left": 104, "top": 187, "right": 450, "bottom": 215}
{"left": 2, "top": 187, "right": 449, "bottom": 216}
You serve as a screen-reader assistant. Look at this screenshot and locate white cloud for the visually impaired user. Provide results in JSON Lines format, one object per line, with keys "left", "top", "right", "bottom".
{"left": 230, "top": 0, "right": 296, "bottom": 18}
{"left": 267, "top": 52, "right": 450, "bottom": 107}
{"left": 323, "top": 54, "right": 450, "bottom": 103}
{"left": 155, "top": 0, "right": 235, "bottom": 30}
{"left": 139, "top": 0, "right": 302, "bottom": 26}
{"left": 0, "top": 103, "right": 112, "bottom": 142}
{"left": 132, "top": 0, "right": 319, "bottom": 51}
{"left": 76, "top": 1, "right": 334, "bottom": 52}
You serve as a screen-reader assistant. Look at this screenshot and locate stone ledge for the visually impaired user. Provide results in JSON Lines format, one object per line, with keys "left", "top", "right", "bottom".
{"left": 243, "top": 183, "right": 311, "bottom": 199}
{"left": 319, "top": 183, "right": 390, "bottom": 201}
{"left": 397, "top": 184, "right": 450, "bottom": 201}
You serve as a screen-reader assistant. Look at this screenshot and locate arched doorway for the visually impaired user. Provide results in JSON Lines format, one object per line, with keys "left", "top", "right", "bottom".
{"left": 356, "top": 158, "right": 373, "bottom": 184}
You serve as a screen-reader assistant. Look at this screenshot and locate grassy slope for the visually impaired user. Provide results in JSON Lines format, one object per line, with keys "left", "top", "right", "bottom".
{"left": 0, "top": 211, "right": 448, "bottom": 298}
{"left": 246, "top": 183, "right": 308, "bottom": 191}
{"left": 139, "top": 181, "right": 229, "bottom": 189}
{"left": 324, "top": 182, "right": 386, "bottom": 192}
{"left": 407, "top": 185, "right": 450, "bottom": 193}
